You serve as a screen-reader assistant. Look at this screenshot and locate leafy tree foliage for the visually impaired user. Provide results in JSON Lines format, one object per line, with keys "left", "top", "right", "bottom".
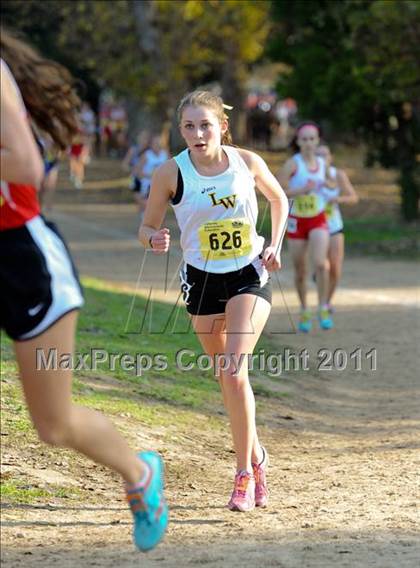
{"left": 268, "top": 0, "right": 420, "bottom": 219}
{"left": 2, "top": 0, "right": 270, "bottom": 138}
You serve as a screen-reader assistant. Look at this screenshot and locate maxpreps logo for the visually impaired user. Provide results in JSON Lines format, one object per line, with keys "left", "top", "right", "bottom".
{"left": 209, "top": 192, "right": 237, "bottom": 209}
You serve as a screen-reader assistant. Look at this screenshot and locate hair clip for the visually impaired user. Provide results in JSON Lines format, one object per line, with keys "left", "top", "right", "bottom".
{"left": 222, "top": 104, "right": 233, "bottom": 110}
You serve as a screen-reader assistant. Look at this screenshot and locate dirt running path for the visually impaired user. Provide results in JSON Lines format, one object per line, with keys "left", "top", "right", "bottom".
{"left": 1, "top": 197, "right": 419, "bottom": 567}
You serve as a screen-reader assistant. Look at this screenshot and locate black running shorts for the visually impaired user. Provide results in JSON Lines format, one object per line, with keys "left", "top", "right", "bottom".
{"left": 0, "top": 216, "right": 84, "bottom": 341}
{"left": 179, "top": 257, "right": 272, "bottom": 316}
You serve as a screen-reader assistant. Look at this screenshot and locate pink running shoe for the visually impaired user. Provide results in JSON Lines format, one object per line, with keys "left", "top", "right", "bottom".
{"left": 228, "top": 470, "right": 255, "bottom": 512}
{"left": 252, "top": 446, "right": 269, "bottom": 508}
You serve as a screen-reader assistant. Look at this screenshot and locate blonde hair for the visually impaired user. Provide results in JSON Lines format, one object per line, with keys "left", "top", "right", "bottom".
{"left": 177, "top": 90, "right": 233, "bottom": 145}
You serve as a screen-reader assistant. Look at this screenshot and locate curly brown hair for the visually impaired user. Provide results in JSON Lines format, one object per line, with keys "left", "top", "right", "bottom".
{"left": 1, "top": 28, "right": 80, "bottom": 150}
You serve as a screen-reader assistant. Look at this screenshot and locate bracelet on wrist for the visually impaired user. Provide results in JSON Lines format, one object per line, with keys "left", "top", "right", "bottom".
{"left": 149, "top": 236, "right": 154, "bottom": 249}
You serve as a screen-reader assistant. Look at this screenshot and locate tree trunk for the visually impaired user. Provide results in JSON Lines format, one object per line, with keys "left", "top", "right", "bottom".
{"left": 220, "top": 43, "right": 247, "bottom": 144}
{"left": 400, "top": 166, "right": 420, "bottom": 221}
{"left": 396, "top": 109, "right": 420, "bottom": 221}
{"left": 132, "top": 0, "right": 158, "bottom": 54}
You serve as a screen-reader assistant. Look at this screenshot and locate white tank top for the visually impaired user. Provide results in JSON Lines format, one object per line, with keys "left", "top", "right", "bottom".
{"left": 321, "top": 166, "right": 344, "bottom": 233}
{"left": 289, "top": 153, "right": 327, "bottom": 217}
{"left": 142, "top": 149, "right": 168, "bottom": 190}
{"left": 172, "top": 146, "right": 265, "bottom": 273}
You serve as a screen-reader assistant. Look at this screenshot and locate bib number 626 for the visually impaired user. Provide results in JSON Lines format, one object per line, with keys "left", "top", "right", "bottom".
{"left": 209, "top": 230, "right": 242, "bottom": 251}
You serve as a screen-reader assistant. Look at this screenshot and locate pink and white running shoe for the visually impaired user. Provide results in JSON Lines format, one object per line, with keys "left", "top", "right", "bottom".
{"left": 227, "top": 470, "right": 255, "bottom": 512}
{"left": 252, "top": 446, "right": 269, "bottom": 508}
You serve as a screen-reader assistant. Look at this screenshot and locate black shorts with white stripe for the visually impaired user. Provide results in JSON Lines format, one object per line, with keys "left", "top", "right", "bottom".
{"left": 0, "top": 215, "right": 84, "bottom": 341}
{"left": 179, "top": 258, "right": 272, "bottom": 316}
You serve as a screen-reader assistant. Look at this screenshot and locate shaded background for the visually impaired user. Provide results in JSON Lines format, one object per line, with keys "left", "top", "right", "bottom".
{"left": 2, "top": 0, "right": 419, "bottom": 220}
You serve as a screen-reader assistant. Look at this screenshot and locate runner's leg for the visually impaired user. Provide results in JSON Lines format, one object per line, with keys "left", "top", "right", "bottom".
{"left": 309, "top": 228, "right": 330, "bottom": 307}
{"left": 328, "top": 232, "right": 344, "bottom": 305}
{"left": 289, "top": 239, "right": 308, "bottom": 309}
{"left": 14, "top": 311, "right": 145, "bottom": 484}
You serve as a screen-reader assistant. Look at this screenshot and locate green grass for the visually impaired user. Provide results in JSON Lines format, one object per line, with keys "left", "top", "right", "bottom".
{"left": 1, "top": 380, "right": 32, "bottom": 435}
{"left": 76, "top": 278, "right": 293, "bottom": 407}
{"left": 0, "top": 278, "right": 293, "bottom": 508}
{"left": 343, "top": 217, "right": 420, "bottom": 257}
{"left": 1, "top": 479, "right": 81, "bottom": 503}
{"left": 1, "top": 278, "right": 291, "bottom": 424}
{"left": 73, "top": 382, "right": 224, "bottom": 430}
{"left": 74, "top": 278, "right": 226, "bottom": 410}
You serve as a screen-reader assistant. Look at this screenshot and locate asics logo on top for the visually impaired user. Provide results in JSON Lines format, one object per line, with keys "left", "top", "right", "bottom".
{"left": 209, "top": 192, "right": 237, "bottom": 209}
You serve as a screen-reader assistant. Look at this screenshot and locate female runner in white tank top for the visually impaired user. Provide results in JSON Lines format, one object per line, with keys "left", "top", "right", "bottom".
{"left": 278, "top": 122, "right": 333, "bottom": 332}
{"left": 134, "top": 132, "right": 168, "bottom": 224}
{"left": 317, "top": 145, "right": 358, "bottom": 312}
{"left": 139, "top": 90, "right": 289, "bottom": 512}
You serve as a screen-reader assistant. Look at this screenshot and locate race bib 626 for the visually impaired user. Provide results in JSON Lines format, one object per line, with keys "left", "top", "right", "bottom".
{"left": 198, "top": 218, "right": 251, "bottom": 260}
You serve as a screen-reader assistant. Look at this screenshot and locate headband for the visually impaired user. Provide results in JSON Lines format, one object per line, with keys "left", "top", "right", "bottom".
{"left": 296, "top": 122, "right": 320, "bottom": 135}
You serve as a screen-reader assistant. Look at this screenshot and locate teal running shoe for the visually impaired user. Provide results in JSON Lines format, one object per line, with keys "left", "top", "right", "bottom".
{"left": 126, "top": 451, "right": 168, "bottom": 552}
{"left": 318, "top": 307, "right": 334, "bottom": 330}
{"left": 298, "top": 310, "right": 312, "bottom": 333}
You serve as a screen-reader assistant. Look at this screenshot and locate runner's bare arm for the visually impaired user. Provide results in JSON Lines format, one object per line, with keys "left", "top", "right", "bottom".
{"left": 121, "top": 147, "right": 134, "bottom": 171}
{"left": 133, "top": 153, "right": 147, "bottom": 178}
{"left": 239, "top": 149, "right": 288, "bottom": 269}
{"left": 0, "top": 69, "right": 44, "bottom": 188}
{"left": 325, "top": 165, "right": 338, "bottom": 188}
{"left": 277, "top": 158, "right": 312, "bottom": 197}
{"left": 138, "top": 159, "right": 177, "bottom": 252}
{"left": 336, "top": 169, "right": 359, "bottom": 204}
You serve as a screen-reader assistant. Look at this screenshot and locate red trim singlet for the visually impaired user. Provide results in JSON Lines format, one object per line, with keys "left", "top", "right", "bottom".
{"left": 0, "top": 180, "right": 40, "bottom": 230}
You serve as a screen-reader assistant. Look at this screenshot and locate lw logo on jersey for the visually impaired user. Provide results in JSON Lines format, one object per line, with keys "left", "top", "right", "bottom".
{"left": 209, "top": 192, "right": 236, "bottom": 209}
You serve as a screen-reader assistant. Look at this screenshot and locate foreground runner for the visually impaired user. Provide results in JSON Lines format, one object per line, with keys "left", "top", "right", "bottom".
{"left": 279, "top": 122, "right": 333, "bottom": 332}
{"left": 317, "top": 144, "right": 359, "bottom": 311}
{"left": 139, "top": 90, "right": 288, "bottom": 511}
{"left": 0, "top": 30, "right": 167, "bottom": 551}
